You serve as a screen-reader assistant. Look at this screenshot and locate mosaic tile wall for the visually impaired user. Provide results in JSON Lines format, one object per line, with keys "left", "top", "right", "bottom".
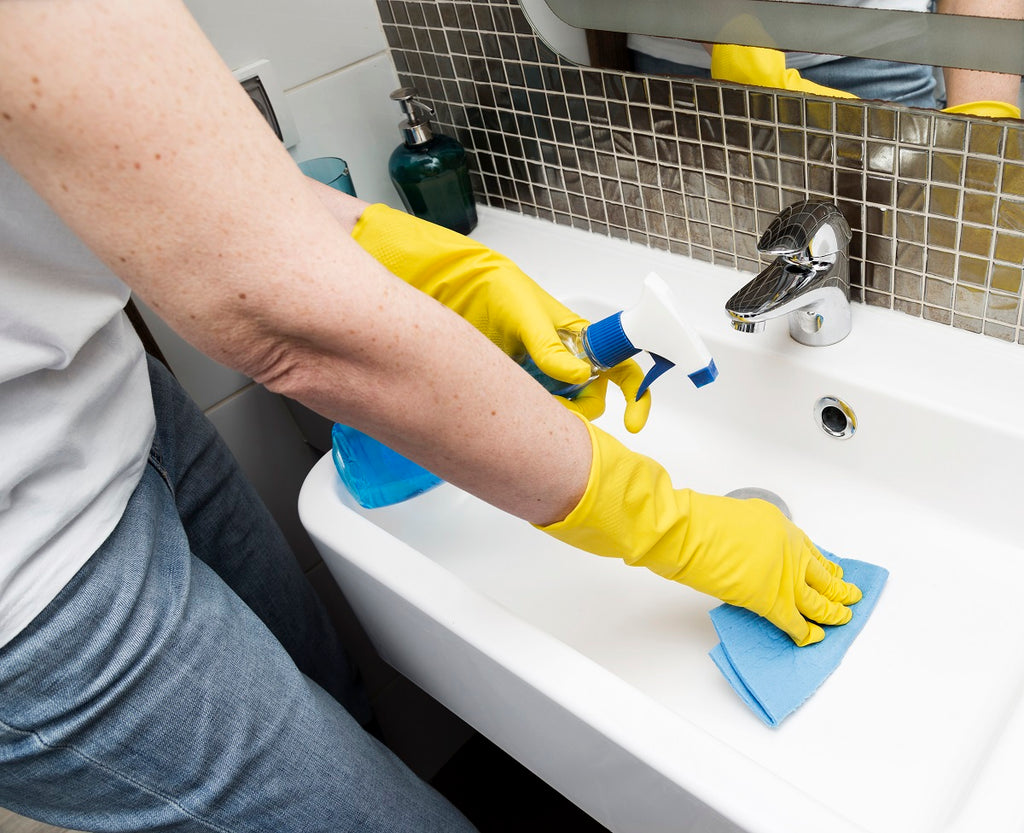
{"left": 377, "top": 0, "right": 1024, "bottom": 343}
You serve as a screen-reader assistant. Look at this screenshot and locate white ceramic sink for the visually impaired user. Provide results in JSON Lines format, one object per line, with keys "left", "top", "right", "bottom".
{"left": 299, "top": 206, "right": 1024, "bottom": 833}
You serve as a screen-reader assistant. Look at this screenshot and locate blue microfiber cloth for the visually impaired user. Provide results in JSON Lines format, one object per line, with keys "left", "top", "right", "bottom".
{"left": 709, "top": 553, "right": 888, "bottom": 727}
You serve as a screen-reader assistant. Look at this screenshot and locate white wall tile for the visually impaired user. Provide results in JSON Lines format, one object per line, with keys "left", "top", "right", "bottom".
{"left": 287, "top": 54, "right": 405, "bottom": 208}
{"left": 184, "top": 0, "right": 387, "bottom": 90}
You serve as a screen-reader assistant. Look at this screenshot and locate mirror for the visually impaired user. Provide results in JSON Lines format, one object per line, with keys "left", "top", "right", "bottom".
{"left": 524, "top": 0, "right": 1024, "bottom": 113}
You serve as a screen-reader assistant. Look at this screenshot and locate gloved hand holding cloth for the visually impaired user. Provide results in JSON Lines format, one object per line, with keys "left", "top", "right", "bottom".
{"left": 352, "top": 203, "right": 651, "bottom": 433}
{"left": 540, "top": 416, "right": 863, "bottom": 646}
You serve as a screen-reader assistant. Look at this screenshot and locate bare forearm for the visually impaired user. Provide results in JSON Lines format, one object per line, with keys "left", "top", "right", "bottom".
{"left": 0, "top": 0, "right": 591, "bottom": 525}
{"left": 938, "top": 0, "right": 1023, "bottom": 107}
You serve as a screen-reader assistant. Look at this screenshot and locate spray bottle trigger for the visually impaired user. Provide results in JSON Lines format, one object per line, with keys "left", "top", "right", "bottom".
{"left": 636, "top": 354, "right": 675, "bottom": 400}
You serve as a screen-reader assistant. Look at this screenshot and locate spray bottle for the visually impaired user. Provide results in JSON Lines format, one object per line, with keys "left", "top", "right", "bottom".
{"left": 518, "top": 271, "right": 718, "bottom": 400}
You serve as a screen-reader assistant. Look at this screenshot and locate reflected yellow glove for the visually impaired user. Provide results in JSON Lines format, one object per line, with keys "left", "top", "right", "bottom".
{"left": 942, "top": 100, "right": 1021, "bottom": 119}
{"left": 352, "top": 203, "right": 650, "bottom": 432}
{"left": 712, "top": 44, "right": 1022, "bottom": 119}
{"left": 540, "top": 418, "right": 862, "bottom": 646}
{"left": 711, "top": 44, "right": 858, "bottom": 99}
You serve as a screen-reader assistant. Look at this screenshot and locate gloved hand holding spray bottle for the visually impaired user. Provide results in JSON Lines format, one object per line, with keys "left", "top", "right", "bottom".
{"left": 516, "top": 270, "right": 719, "bottom": 404}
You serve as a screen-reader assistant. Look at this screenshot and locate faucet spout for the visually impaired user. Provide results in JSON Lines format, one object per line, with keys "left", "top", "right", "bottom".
{"left": 725, "top": 201, "right": 853, "bottom": 347}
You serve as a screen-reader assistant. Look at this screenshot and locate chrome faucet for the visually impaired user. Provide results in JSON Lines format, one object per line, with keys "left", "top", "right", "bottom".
{"left": 725, "top": 200, "right": 853, "bottom": 346}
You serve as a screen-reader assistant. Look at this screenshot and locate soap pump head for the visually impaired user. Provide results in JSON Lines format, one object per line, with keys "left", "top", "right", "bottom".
{"left": 583, "top": 272, "right": 718, "bottom": 398}
{"left": 390, "top": 87, "right": 435, "bottom": 146}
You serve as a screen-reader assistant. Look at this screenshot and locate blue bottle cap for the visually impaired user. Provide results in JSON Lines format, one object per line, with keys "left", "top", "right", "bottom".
{"left": 582, "top": 312, "right": 640, "bottom": 369}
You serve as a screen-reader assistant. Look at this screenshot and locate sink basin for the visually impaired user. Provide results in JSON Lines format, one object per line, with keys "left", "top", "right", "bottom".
{"left": 299, "top": 206, "right": 1024, "bottom": 833}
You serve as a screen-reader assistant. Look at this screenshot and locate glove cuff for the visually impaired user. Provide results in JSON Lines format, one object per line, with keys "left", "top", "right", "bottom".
{"left": 942, "top": 100, "right": 1021, "bottom": 119}
{"left": 537, "top": 415, "right": 690, "bottom": 575}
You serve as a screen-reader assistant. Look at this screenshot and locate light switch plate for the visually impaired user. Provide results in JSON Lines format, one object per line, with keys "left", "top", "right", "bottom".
{"left": 233, "top": 59, "right": 299, "bottom": 148}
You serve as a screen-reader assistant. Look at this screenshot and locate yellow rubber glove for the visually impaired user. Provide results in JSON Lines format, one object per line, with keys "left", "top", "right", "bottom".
{"left": 712, "top": 44, "right": 1022, "bottom": 118}
{"left": 540, "top": 417, "right": 862, "bottom": 646}
{"left": 352, "top": 203, "right": 651, "bottom": 433}
{"left": 711, "top": 44, "right": 859, "bottom": 99}
{"left": 942, "top": 101, "right": 1021, "bottom": 119}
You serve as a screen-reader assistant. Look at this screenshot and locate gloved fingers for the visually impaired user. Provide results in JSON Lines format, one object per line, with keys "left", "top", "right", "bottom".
{"left": 796, "top": 581, "right": 855, "bottom": 633}
{"left": 791, "top": 620, "right": 826, "bottom": 648}
{"left": 805, "top": 550, "right": 862, "bottom": 605}
{"left": 810, "top": 545, "right": 845, "bottom": 580}
{"left": 770, "top": 606, "right": 826, "bottom": 647}
{"left": 793, "top": 560, "right": 857, "bottom": 631}
{"left": 561, "top": 376, "right": 609, "bottom": 422}
{"left": 518, "top": 318, "right": 593, "bottom": 386}
{"left": 602, "top": 360, "right": 652, "bottom": 434}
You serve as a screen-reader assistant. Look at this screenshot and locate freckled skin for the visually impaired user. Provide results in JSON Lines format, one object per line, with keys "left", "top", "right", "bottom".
{"left": 0, "top": 0, "right": 592, "bottom": 526}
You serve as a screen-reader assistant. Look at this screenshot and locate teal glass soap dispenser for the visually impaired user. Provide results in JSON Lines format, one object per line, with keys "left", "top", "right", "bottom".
{"left": 388, "top": 87, "right": 477, "bottom": 235}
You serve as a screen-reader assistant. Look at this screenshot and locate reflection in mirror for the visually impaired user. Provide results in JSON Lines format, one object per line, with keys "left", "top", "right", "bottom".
{"left": 530, "top": 0, "right": 1024, "bottom": 115}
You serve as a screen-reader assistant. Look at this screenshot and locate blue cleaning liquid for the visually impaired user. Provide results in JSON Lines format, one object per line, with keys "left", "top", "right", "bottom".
{"left": 515, "top": 352, "right": 588, "bottom": 399}
{"left": 331, "top": 423, "right": 442, "bottom": 509}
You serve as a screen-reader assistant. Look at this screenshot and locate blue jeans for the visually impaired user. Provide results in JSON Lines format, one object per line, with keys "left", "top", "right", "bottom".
{"left": 631, "top": 50, "right": 938, "bottom": 109}
{"left": 0, "top": 356, "right": 476, "bottom": 833}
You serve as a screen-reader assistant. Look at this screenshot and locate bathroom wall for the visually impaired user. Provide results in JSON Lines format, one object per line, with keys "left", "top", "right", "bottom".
{"left": 135, "top": 0, "right": 473, "bottom": 779}
{"left": 376, "top": 0, "right": 1024, "bottom": 344}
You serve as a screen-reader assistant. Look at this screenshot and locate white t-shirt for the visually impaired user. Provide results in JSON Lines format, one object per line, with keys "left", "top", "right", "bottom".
{"left": 628, "top": 0, "right": 931, "bottom": 71}
{"left": 0, "top": 158, "right": 155, "bottom": 647}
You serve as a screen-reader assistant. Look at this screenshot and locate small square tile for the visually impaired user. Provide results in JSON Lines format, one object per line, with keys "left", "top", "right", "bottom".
{"left": 898, "top": 148, "right": 929, "bottom": 181}
{"left": 866, "top": 142, "right": 895, "bottom": 174}
{"left": 952, "top": 313, "right": 984, "bottom": 334}
{"left": 686, "top": 195, "right": 708, "bottom": 223}
{"left": 899, "top": 111, "right": 931, "bottom": 145}
{"left": 894, "top": 299, "right": 923, "bottom": 317}
{"left": 925, "top": 277, "right": 954, "bottom": 306}
{"left": 991, "top": 262, "right": 1024, "bottom": 294}
{"left": 957, "top": 255, "right": 989, "bottom": 287}
{"left": 777, "top": 95, "right": 804, "bottom": 126}
{"left": 923, "top": 306, "right": 953, "bottom": 325}
{"left": 805, "top": 100, "right": 833, "bottom": 131}
{"left": 964, "top": 157, "right": 999, "bottom": 192}
{"left": 748, "top": 91, "right": 775, "bottom": 121}
{"left": 929, "top": 185, "right": 960, "bottom": 218}
{"left": 867, "top": 107, "right": 896, "bottom": 140}
{"left": 927, "top": 248, "right": 956, "bottom": 279}
{"left": 896, "top": 182, "right": 927, "bottom": 212}
{"left": 969, "top": 121, "right": 1003, "bottom": 157}
{"left": 930, "top": 152, "right": 963, "bottom": 186}
{"left": 960, "top": 225, "right": 993, "bottom": 259}
{"left": 962, "top": 192, "right": 996, "bottom": 226}
{"left": 986, "top": 290, "right": 1021, "bottom": 323}
{"left": 836, "top": 102, "right": 864, "bottom": 136}
{"left": 896, "top": 242, "right": 925, "bottom": 271}
{"left": 982, "top": 321, "right": 1016, "bottom": 341}
{"left": 932, "top": 115, "right": 967, "bottom": 151}
{"left": 894, "top": 270, "right": 924, "bottom": 301}
{"left": 927, "top": 216, "right": 959, "bottom": 249}
{"left": 778, "top": 128, "right": 805, "bottom": 158}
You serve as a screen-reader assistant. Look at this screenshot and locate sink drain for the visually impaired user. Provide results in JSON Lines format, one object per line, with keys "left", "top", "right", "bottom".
{"left": 724, "top": 487, "right": 792, "bottom": 520}
{"left": 814, "top": 396, "right": 856, "bottom": 439}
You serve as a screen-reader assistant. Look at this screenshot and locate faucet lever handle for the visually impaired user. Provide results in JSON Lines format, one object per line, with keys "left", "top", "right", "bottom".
{"left": 757, "top": 201, "right": 851, "bottom": 260}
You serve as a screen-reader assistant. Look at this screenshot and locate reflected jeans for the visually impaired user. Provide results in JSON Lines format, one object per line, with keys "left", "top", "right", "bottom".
{"left": 631, "top": 50, "right": 938, "bottom": 109}
{"left": 0, "top": 355, "right": 476, "bottom": 833}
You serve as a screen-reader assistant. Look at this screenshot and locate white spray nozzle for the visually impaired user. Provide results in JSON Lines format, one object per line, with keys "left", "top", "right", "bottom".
{"left": 585, "top": 272, "right": 718, "bottom": 397}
